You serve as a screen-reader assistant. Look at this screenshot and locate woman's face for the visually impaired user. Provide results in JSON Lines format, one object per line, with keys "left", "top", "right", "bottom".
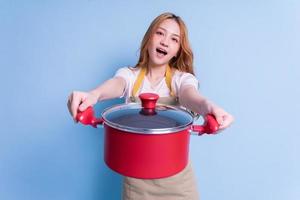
{"left": 147, "top": 19, "right": 181, "bottom": 67}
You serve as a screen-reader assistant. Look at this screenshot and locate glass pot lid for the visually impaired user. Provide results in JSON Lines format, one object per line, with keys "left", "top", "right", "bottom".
{"left": 102, "top": 93, "right": 194, "bottom": 134}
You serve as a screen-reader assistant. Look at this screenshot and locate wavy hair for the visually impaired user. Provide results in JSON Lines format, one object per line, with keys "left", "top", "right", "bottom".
{"left": 135, "top": 12, "right": 194, "bottom": 75}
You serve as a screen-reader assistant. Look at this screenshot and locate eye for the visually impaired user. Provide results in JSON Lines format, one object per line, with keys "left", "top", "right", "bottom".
{"left": 172, "top": 38, "right": 179, "bottom": 43}
{"left": 156, "top": 31, "right": 163, "bottom": 36}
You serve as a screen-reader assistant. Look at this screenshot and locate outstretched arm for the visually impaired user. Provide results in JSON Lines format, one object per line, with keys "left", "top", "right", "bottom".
{"left": 67, "top": 77, "right": 126, "bottom": 120}
{"left": 179, "top": 85, "right": 234, "bottom": 130}
{"left": 89, "top": 77, "right": 126, "bottom": 101}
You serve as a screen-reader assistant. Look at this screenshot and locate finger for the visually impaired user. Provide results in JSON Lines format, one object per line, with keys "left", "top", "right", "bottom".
{"left": 78, "top": 97, "right": 92, "bottom": 111}
{"left": 67, "top": 96, "right": 73, "bottom": 116}
{"left": 67, "top": 95, "right": 78, "bottom": 123}
{"left": 71, "top": 92, "right": 85, "bottom": 119}
{"left": 214, "top": 114, "right": 224, "bottom": 126}
{"left": 219, "top": 115, "right": 233, "bottom": 129}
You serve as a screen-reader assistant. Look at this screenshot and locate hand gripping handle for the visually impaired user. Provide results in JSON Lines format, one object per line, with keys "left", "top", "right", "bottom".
{"left": 76, "top": 107, "right": 104, "bottom": 128}
{"left": 190, "top": 114, "right": 219, "bottom": 135}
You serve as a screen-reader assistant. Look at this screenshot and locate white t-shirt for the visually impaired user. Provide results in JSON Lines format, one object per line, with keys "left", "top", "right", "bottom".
{"left": 114, "top": 67, "right": 199, "bottom": 103}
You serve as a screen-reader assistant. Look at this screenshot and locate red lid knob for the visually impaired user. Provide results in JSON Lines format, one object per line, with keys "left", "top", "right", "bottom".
{"left": 139, "top": 93, "right": 159, "bottom": 109}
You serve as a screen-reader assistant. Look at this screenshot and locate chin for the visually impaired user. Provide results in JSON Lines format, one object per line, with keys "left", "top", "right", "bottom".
{"left": 149, "top": 57, "right": 170, "bottom": 66}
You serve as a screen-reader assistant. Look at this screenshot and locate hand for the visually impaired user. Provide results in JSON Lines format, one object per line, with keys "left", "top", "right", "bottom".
{"left": 67, "top": 91, "right": 99, "bottom": 121}
{"left": 204, "top": 101, "right": 234, "bottom": 131}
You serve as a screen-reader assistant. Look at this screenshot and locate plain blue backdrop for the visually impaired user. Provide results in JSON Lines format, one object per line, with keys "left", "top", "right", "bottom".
{"left": 0, "top": 0, "right": 299, "bottom": 200}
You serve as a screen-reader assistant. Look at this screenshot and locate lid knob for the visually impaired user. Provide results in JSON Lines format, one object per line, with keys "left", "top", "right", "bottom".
{"left": 139, "top": 93, "right": 159, "bottom": 109}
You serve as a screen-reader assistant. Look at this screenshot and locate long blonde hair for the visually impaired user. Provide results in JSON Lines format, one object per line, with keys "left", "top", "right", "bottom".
{"left": 135, "top": 12, "right": 194, "bottom": 75}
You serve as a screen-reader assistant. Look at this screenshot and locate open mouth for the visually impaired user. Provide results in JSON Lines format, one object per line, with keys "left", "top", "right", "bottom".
{"left": 156, "top": 48, "right": 168, "bottom": 56}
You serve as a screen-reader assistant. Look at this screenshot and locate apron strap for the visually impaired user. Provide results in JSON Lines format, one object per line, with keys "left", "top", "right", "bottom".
{"left": 165, "top": 64, "right": 174, "bottom": 97}
{"left": 131, "top": 65, "right": 174, "bottom": 98}
{"left": 132, "top": 67, "right": 147, "bottom": 98}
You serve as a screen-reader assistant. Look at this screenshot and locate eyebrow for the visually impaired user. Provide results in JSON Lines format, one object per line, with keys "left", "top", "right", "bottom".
{"left": 157, "top": 27, "right": 180, "bottom": 38}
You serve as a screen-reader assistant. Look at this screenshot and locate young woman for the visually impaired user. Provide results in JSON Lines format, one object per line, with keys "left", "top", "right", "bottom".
{"left": 67, "top": 12, "right": 234, "bottom": 200}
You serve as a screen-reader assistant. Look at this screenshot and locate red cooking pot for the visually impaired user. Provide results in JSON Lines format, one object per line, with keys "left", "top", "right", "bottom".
{"left": 76, "top": 93, "right": 219, "bottom": 179}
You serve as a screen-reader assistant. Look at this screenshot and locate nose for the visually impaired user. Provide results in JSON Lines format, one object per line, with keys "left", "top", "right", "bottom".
{"left": 160, "top": 37, "right": 168, "bottom": 47}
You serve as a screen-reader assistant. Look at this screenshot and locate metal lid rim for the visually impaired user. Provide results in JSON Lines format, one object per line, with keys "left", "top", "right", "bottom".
{"left": 100, "top": 102, "right": 194, "bottom": 134}
{"left": 103, "top": 120, "right": 193, "bottom": 134}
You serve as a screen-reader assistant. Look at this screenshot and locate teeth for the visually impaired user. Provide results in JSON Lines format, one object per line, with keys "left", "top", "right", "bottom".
{"left": 156, "top": 48, "right": 167, "bottom": 55}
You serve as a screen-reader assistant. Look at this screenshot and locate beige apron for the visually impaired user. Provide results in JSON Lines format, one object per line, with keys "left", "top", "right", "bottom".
{"left": 122, "top": 66, "right": 200, "bottom": 200}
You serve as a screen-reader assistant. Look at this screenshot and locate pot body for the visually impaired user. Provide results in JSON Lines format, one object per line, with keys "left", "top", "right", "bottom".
{"left": 103, "top": 124, "right": 190, "bottom": 179}
{"left": 76, "top": 93, "right": 219, "bottom": 178}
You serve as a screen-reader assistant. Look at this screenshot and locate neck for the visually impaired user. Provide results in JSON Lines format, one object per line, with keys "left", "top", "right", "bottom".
{"left": 147, "top": 63, "right": 168, "bottom": 79}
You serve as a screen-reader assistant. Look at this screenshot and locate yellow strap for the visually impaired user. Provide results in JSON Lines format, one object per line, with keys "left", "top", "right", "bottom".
{"left": 132, "top": 67, "right": 147, "bottom": 97}
{"left": 131, "top": 65, "right": 174, "bottom": 97}
{"left": 165, "top": 65, "right": 174, "bottom": 96}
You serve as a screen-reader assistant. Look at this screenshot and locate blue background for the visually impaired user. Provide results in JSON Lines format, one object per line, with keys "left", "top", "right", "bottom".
{"left": 1, "top": 0, "right": 299, "bottom": 199}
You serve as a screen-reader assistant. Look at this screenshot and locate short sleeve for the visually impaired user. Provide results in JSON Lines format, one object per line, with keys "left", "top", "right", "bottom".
{"left": 114, "top": 67, "right": 131, "bottom": 83}
{"left": 180, "top": 73, "right": 199, "bottom": 90}
{"left": 114, "top": 67, "right": 132, "bottom": 98}
{"left": 172, "top": 71, "right": 199, "bottom": 96}
{"left": 114, "top": 66, "right": 140, "bottom": 98}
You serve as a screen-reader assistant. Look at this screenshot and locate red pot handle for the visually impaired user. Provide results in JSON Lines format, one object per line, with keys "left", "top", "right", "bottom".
{"left": 76, "top": 106, "right": 104, "bottom": 128}
{"left": 190, "top": 114, "right": 219, "bottom": 135}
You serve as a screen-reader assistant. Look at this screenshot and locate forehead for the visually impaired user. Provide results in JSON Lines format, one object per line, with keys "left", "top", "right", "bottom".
{"left": 157, "top": 19, "right": 180, "bottom": 36}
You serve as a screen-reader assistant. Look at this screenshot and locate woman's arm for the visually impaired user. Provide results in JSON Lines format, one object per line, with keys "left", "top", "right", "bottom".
{"left": 90, "top": 77, "right": 126, "bottom": 101}
{"left": 179, "top": 85, "right": 234, "bottom": 130}
{"left": 67, "top": 77, "right": 126, "bottom": 120}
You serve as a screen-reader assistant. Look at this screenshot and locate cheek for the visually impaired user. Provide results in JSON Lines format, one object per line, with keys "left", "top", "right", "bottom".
{"left": 147, "top": 44, "right": 154, "bottom": 55}
{"left": 150, "top": 35, "right": 159, "bottom": 44}
{"left": 170, "top": 44, "right": 180, "bottom": 57}
{"left": 148, "top": 37, "right": 157, "bottom": 50}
